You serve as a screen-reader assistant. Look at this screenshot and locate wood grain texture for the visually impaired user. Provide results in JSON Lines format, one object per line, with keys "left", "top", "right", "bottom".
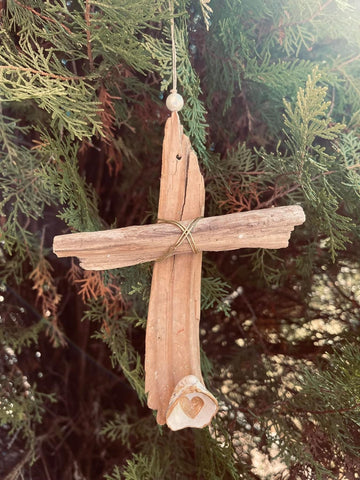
{"left": 144, "top": 112, "right": 205, "bottom": 425}
{"left": 53, "top": 205, "right": 305, "bottom": 270}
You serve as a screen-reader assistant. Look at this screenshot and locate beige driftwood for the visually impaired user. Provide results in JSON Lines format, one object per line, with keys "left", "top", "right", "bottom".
{"left": 144, "top": 112, "right": 219, "bottom": 428}
{"left": 52, "top": 112, "right": 306, "bottom": 431}
{"left": 53, "top": 205, "right": 305, "bottom": 270}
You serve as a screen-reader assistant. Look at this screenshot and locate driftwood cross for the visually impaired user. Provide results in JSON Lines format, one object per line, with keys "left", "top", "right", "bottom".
{"left": 53, "top": 113, "right": 305, "bottom": 430}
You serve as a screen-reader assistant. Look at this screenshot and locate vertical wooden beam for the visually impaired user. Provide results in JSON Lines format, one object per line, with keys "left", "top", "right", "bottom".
{"left": 145, "top": 112, "right": 207, "bottom": 425}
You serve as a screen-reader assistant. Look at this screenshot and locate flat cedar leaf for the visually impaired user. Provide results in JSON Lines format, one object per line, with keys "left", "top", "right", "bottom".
{"left": 199, "top": 0, "right": 213, "bottom": 30}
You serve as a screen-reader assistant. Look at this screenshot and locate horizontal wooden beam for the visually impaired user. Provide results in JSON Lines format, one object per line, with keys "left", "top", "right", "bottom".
{"left": 53, "top": 205, "right": 305, "bottom": 270}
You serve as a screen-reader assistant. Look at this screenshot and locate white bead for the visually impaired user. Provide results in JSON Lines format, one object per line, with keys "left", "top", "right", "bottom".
{"left": 166, "top": 92, "right": 184, "bottom": 112}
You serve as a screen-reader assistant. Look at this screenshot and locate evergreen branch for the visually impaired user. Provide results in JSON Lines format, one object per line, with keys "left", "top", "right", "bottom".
{"left": 0, "top": 59, "right": 102, "bottom": 138}
{"left": 336, "top": 53, "right": 360, "bottom": 70}
{"left": 12, "top": 0, "right": 73, "bottom": 35}
{"left": 336, "top": 69, "right": 360, "bottom": 104}
{"left": 2, "top": 1, "right": 360, "bottom": 476}
{"left": 199, "top": 0, "right": 213, "bottom": 31}
{"left": 257, "top": 182, "right": 302, "bottom": 209}
{"left": 282, "top": 68, "right": 345, "bottom": 159}
{"left": 201, "top": 276, "right": 231, "bottom": 314}
{"left": 4, "top": 283, "right": 123, "bottom": 382}
{"left": 37, "top": 133, "right": 101, "bottom": 232}
{"left": 293, "top": 402, "right": 360, "bottom": 416}
{"left": 277, "top": 0, "right": 334, "bottom": 29}
{"left": 85, "top": 0, "right": 94, "bottom": 71}
{"left": 257, "top": 161, "right": 360, "bottom": 209}
{"left": 346, "top": 163, "right": 360, "bottom": 171}
{"left": 0, "top": 64, "right": 82, "bottom": 81}
{"left": 0, "top": 173, "right": 38, "bottom": 204}
{"left": 307, "top": 0, "right": 333, "bottom": 23}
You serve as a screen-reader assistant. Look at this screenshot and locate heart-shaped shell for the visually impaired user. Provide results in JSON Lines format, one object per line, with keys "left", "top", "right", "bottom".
{"left": 166, "top": 375, "right": 218, "bottom": 431}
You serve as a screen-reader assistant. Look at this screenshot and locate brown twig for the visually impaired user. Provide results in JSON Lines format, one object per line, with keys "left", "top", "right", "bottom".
{"left": 40, "top": 449, "right": 52, "bottom": 480}
{"left": 4, "top": 450, "right": 33, "bottom": 480}
{"left": 308, "top": 0, "right": 333, "bottom": 23}
{"left": 347, "top": 163, "right": 360, "bottom": 170}
{"left": 257, "top": 161, "right": 360, "bottom": 209}
{"left": 256, "top": 182, "right": 301, "bottom": 209}
{"left": 336, "top": 53, "right": 360, "bottom": 70}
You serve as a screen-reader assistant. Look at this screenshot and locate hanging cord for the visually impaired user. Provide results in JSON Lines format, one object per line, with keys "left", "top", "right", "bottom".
{"left": 166, "top": 0, "right": 184, "bottom": 112}
{"left": 156, "top": 217, "right": 203, "bottom": 262}
{"left": 170, "top": 0, "right": 177, "bottom": 94}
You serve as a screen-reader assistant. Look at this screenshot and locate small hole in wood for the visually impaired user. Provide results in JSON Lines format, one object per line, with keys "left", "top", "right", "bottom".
{"left": 176, "top": 154, "right": 182, "bottom": 160}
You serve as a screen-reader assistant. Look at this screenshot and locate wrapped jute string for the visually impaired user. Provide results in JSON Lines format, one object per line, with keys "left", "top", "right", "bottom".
{"left": 156, "top": 217, "right": 202, "bottom": 262}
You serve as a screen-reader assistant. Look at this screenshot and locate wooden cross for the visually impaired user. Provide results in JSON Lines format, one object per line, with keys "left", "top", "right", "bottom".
{"left": 53, "top": 112, "right": 305, "bottom": 430}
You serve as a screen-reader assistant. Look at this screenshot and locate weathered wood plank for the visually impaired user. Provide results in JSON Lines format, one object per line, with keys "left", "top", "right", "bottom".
{"left": 53, "top": 205, "right": 305, "bottom": 270}
{"left": 145, "top": 112, "right": 206, "bottom": 425}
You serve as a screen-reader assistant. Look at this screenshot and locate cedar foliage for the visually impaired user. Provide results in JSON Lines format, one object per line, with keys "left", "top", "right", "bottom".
{"left": 1, "top": 0, "right": 360, "bottom": 478}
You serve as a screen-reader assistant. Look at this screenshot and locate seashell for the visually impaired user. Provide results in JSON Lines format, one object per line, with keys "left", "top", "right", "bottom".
{"left": 166, "top": 375, "right": 218, "bottom": 431}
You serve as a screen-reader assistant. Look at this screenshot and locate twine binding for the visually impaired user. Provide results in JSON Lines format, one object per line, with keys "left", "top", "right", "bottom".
{"left": 156, "top": 217, "right": 202, "bottom": 262}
